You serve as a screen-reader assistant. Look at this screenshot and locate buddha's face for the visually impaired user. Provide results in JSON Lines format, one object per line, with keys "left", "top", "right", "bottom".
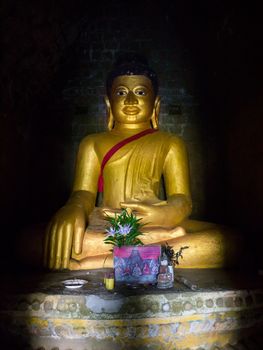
{"left": 108, "top": 75, "right": 157, "bottom": 125}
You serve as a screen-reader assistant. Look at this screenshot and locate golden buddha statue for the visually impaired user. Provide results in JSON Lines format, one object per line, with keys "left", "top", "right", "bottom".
{"left": 44, "top": 59, "right": 241, "bottom": 271}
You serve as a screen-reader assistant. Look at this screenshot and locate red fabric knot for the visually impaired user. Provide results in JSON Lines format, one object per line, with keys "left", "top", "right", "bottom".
{"left": 97, "top": 128, "right": 158, "bottom": 192}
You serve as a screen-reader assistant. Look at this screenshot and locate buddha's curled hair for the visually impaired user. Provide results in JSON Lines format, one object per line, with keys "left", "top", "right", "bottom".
{"left": 106, "top": 53, "right": 159, "bottom": 96}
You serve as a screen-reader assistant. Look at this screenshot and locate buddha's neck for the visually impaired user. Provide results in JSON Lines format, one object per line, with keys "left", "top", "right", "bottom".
{"left": 113, "top": 121, "right": 152, "bottom": 133}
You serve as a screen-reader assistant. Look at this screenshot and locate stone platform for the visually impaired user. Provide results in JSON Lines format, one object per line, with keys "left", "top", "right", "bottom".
{"left": 0, "top": 268, "right": 263, "bottom": 350}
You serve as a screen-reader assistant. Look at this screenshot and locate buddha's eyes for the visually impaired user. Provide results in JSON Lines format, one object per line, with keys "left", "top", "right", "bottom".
{"left": 116, "top": 90, "right": 127, "bottom": 96}
{"left": 114, "top": 87, "right": 148, "bottom": 96}
{"left": 135, "top": 89, "right": 147, "bottom": 96}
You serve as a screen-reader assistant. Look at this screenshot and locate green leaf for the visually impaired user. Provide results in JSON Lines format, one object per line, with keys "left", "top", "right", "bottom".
{"left": 103, "top": 208, "right": 145, "bottom": 248}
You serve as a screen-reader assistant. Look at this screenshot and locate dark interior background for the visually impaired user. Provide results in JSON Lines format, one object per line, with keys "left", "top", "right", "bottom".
{"left": 1, "top": 0, "right": 263, "bottom": 270}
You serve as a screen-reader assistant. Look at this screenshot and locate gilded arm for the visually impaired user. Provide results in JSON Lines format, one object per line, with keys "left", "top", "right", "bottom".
{"left": 44, "top": 136, "right": 100, "bottom": 270}
{"left": 162, "top": 135, "right": 192, "bottom": 224}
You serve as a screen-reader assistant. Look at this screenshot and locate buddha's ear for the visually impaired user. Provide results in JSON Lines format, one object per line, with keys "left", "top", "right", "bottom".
{"left": 151, "top": 96, "right": 161, "bottom": 129}
{"left": 104, "top": 96, "right": 114, "bottom": 131}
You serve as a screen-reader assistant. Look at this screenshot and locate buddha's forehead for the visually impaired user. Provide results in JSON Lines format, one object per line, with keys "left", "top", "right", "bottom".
{"left": 111, "top": 75, "right": 153, "bottom": 90}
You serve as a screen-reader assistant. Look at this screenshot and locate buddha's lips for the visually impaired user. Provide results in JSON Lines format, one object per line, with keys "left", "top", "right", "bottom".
{"left": 123, "top": 106, "right": 140, "bottom": 115}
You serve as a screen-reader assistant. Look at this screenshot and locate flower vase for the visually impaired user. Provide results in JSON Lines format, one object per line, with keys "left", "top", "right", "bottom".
{"left": 157, "top": 261, "right": 174, "bottom": 289}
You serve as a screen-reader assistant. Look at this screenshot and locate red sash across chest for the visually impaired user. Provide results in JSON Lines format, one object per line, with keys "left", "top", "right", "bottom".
{"left": 98, "top": 128, "right": 158, "bottom": 193}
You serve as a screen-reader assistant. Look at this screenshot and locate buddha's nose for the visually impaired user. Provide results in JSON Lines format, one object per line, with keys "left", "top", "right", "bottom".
{"left": 124, "top": 91, "right": 138, "bottom": 105}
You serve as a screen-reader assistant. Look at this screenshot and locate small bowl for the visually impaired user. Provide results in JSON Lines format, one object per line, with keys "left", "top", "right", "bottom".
{"left": 62, "top": 279, "right": 88, "bottom": 289}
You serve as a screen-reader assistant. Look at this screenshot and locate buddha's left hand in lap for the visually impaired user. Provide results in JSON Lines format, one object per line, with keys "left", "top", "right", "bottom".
{"left": 103, "top": 194, "right": 192, "bottom": 228}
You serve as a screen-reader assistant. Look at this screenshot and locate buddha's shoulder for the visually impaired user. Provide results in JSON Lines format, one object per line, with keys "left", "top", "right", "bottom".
{"left": 155, "top": 130, "right": 186, "bottom": 147}
{"left": 79, "top": 132, "right": 109, "bottom": 146}
{"left": 78, "top": 130, "right": 186, "bottom": 149}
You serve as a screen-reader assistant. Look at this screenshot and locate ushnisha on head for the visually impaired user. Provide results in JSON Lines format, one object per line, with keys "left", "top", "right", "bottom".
{"left": 105, "top": 56, "right": 161, "bottom": 130}
{"left": 106, "top": 57, "right": 159, "bottom": 97}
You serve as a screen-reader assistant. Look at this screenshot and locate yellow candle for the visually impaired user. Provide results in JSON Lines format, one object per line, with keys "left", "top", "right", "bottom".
{"left": 105, "top": 278, "right": 114, "bottom": 290}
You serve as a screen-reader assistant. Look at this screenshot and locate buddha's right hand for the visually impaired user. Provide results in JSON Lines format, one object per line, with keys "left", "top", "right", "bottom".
{"left": 44, "top": 204, "right": 86, "bottom": 270}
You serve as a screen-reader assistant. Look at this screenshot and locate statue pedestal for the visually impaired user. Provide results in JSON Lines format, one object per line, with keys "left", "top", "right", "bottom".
{"left": 0, "top": 269, "right": 263, "bottom": 350}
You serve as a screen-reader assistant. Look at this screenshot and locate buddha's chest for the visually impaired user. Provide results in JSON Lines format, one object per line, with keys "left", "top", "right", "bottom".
{"left": 99, "top": 138, "right": 167, "bottom": 175}
{"left": 100, "top": 138, "right": 168, "bottom": 204}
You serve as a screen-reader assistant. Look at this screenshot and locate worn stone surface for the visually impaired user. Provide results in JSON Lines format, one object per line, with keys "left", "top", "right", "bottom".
{"left": 0, "top": 269, "right": 263, "bottom": 349}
